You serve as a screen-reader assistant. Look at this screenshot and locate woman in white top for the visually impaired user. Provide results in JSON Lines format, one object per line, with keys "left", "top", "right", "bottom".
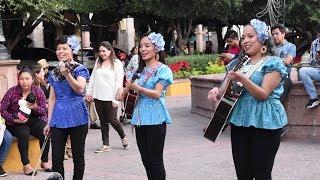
{"left": 86, "top": 41, "right": 130, "bottom": 153}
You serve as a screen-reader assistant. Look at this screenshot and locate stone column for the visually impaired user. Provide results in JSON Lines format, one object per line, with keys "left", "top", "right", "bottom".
{"left": 0, "top": 15, "right": 10, "bottom": 60}
{"left": 81, "top": 31, "right": 91, "bottom": 49}
{"left": 80, "top": 14, "right": 91, "bottom": 49}
{"left": 117, "top": 18, "right": 135, "bottom": 54}
{"left": 195, "top": 24, "right": 204, "bottom": 52}
{"left": 29, "top": 22, "right": 44, "bottom": 47}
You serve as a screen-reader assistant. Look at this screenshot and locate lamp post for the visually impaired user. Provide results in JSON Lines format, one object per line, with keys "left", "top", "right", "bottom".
{"left": 0, "top": 15, "right": 10, "bottom": 60}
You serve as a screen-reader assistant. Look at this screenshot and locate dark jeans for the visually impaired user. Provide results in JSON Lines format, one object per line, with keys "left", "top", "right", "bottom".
{"left": 231, "top": 124, "right": 282, "bottom": 180}
{"left": 51, "top": 124, "right": 88, "bottom": 180}
{"left": 135, "top": 123, "right": 166, "bottom": 180}
{"left": 7, "top": 117, "right": 49, "bottom": 165}
{"left": 94, "top": 100, "right": 126, "bottom": 145}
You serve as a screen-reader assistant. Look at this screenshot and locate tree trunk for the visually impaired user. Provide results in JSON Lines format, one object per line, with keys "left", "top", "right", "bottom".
{"left": 215, "top": 21, "right": 225, "bottom": 53}
{"left": 175, "top": 17, "right": 193, "bottom": 56}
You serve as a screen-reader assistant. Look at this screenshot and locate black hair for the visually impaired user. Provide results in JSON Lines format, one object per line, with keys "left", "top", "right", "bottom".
{"left": 271, "top": 23, "right": 286, "bottom": 34}
{"left": 263, "top": 38, "right": 277, "bottom": 56}
{"left": 135, "top": 32, "right": 166, "bottom": 75}
{"left": 18, "top": 65, "right": 35, "bottom": 80}
{"left": 56, "top": 35, "right": 78, "bottom": 61}
{"left": 130, "top": 46, "right": 137, "bottom": 54}
{"left": 224, "top": 30, "right": 239, "bottom": 41}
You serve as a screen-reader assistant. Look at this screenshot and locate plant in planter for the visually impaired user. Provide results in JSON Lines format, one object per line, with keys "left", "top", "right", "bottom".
{"left": 205, "top": 61, "right": 226, "bottom": 74}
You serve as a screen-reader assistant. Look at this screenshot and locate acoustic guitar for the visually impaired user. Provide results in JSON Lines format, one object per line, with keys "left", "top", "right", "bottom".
{"left": 123, "top": 62, "right": 161, "bottom": 119}
{"left": 123, "top": 73, "right": 140, "bottom": 119}
{"left": 204, "top": 52, "right": 250, "bottom": 142}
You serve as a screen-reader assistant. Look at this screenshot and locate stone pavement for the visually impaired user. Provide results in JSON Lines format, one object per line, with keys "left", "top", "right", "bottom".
{"left": 7, "top": 96, "right": 320, "bottom": 180}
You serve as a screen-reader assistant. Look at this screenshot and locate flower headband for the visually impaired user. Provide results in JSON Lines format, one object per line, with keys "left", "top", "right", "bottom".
{"left": 250, "top": 19, "right": 269, "bottom": 43}
{"left": 67, "top": 35, "right": 81, "bottom": 54}
{"left": 147, "top": 32, "right": 165, "bottom": 52}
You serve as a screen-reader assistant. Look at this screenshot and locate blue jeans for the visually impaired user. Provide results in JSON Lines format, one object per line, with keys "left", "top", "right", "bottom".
{"left": 299, "top": 67, "right": 320, "bottom": 99}
{"left": 0, "top": 129, "right": 13, "bottom": 165}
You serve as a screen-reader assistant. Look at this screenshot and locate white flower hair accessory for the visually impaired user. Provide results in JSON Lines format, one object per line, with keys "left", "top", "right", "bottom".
{"left": 147, "top": 32, "right": 165, "bottom": 52}
{"left": 67, "top": 35, "right": 81, "bottom": 54}
{"left": 250, "top": 19, "right": 269, "bottom": 42}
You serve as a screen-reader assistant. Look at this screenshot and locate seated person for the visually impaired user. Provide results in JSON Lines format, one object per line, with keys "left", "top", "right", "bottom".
{"left": 299, "top": 25, "right": 320, "bottom": 108}
{"left": 220, "top": 30, "right": 241, "bottom": 65}
{"left": 0, "top": 68, "right": 51, "bottom": 175}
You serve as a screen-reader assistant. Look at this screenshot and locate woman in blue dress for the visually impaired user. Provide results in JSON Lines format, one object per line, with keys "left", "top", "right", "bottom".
{"left": 208, "top": 19, "right": 288, "bottom": 179}
{"left": 120, "top": 32, "right": 173, "bottom": 180}
{"left": 44, "top": 35, "right": 90, "bottom": 180}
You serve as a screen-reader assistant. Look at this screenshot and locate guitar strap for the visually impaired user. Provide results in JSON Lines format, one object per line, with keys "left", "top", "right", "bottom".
{"left": 140, "top": 62, "right": 162, "bottom": 86}
{"left": 237, "top": 57, "right": 267, "bottom": 87}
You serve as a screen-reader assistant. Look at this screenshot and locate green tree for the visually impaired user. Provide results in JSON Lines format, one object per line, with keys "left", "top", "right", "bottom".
{"left": 1, "top": 0, "right": 66, "bottom": 51}
{"left": 284, "top": 0, "right": 320, "bottom": 30}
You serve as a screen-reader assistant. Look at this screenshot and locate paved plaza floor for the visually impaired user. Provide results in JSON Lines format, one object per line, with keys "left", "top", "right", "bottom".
{"left": 7, "top": 96, "right": 320, "bottom": 180}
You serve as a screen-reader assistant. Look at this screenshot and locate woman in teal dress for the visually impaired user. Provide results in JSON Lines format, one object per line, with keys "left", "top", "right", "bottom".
{"left": 120, "top": 32, "right": 173, "bottom": 180}
{"left": 44, "top": 35, "right": 90, "bottom": 180}
{"left": 208, "top": 19, "right": 288, "bottom": 180}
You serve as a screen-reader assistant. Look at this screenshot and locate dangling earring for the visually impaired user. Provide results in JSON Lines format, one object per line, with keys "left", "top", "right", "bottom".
{"left": 156, "top": 53, "right": 159, "bottom": 61}
{"left": 261, "top": 46, "right": 267, "bottom": 54}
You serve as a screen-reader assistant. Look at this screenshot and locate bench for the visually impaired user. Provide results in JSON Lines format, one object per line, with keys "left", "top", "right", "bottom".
{"left": 3, "top": 136, "right": 40, "bottom": 172}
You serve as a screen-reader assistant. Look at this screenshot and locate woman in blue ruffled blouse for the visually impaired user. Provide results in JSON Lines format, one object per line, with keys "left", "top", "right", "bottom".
{"left": 120, "top": 32, "right": 173, "bottom": 180}
{"left": 208, "top": 19, "right": 288, "bottom": 179}
{"left": 44, "top": 35, "right": 90, "bottom": 180}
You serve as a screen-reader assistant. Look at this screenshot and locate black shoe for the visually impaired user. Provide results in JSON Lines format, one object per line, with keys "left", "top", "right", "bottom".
{"left": 90, "top": 123, "right": 101, "bottom": 129}
{"left": 0, "top": 165, "right": 7, "bottom": 177}
{"left": 41, "top": 165, "right": 53, "bottom": 172}
{"left": 305, "top": 98, "right": 320, "bottom": 109}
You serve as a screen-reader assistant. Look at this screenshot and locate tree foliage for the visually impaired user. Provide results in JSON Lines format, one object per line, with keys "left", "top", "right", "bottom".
{"left": 1, "top": 0, "right": 66, "bottom": 51}
{"left": 284, "top": 0, "right": 320, "bottom": 30}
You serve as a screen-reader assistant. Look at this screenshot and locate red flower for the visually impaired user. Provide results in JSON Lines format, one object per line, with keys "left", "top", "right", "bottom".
{"left": 168, "top": 60, "right": 190, "bottom": 73}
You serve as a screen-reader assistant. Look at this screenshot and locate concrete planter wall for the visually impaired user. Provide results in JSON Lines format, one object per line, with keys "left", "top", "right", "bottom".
{"left": 190, "top": 74, "right": 224, "bottom": 117}
{"left": 190, "top": 74, "right": 320, "bottom": 140}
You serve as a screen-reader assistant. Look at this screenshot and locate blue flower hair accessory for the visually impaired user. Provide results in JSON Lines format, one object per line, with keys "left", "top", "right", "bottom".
{"left": 147, "top": 32, "right": 165, "bottom": 52}
{"left": 250, "top": 19, "right": 269, "bottom": 42}
{"left": 67, "top": 35, "right": 81, "bottom": 54}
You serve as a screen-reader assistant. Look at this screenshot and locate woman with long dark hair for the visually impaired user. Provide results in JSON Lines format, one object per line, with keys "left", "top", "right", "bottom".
{"left": 208, "top": 19, "right": 287, "bottom": 179}
{"left": 120, "top": 32, "right": 173, "bottom": 180}
{"left": 86, "top": 41, "right": 130, "bottom": 153}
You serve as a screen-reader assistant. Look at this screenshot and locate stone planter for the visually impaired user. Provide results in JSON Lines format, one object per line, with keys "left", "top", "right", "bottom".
{"left": 190, "top": 74, "right": 224, "bottom": 117}
{"left": 190, "top": 73, "right": 320, "bottom": 140}
{"left": 167, "top": 78, "right": 191, "bottom": 96}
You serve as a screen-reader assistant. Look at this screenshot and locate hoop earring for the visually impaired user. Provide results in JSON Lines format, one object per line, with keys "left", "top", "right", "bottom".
{"left": 261, "top": 46, "right": 267, "bottom": 54}
{"left": 156, "top": 53, "right": 159, "bottom": 61}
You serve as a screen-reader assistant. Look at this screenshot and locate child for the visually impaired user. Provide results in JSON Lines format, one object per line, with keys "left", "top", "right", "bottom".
{"left": 14, "top": 92, "right": 36, "bottom": 121}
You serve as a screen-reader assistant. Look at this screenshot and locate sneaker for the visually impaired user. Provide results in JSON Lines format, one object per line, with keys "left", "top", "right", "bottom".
{"left": 0, "top": 165, "right": 7, "bottom": 177}
{"left": 305, "top": 98, "right": 320, "bottom": 109}
{"left": 122, "top": 137, "right": 130, "bottom": 150}
{"left": 95, "top": 145, "right": 110, "bottom": 153}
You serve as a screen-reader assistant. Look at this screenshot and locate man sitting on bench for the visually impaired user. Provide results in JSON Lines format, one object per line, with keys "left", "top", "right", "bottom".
{"left": 299, "top": 25, "right": 320, "bottom": 109}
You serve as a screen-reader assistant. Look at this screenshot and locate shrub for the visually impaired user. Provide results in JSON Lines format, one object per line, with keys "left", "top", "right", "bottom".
{"left": 167, "top": 54, "right": 226, "bottom": 79}
{"left": 166, "top": 54, "right": 219, "bottom": 71}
